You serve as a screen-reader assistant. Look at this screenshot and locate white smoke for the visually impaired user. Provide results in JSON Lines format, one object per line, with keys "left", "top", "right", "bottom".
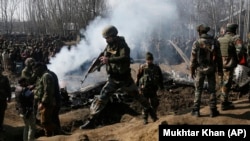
{"left": 47, "top": 0, "right": 178, "bottom": 92}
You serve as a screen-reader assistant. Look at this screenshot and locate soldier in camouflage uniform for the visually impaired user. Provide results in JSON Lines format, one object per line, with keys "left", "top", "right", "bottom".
{"left": 218, "top": 23, "right": 244, "bottom": 110}
{"left": 32, "top": 62, "right": 56, "bottom": 136}
{"left": 136, "top": 52, "right": 163, "bottom": 124}
{"left": 79, "top": 25, "right": 156, "bottom": 129}
{"left": 21, "top": 57, "right": 37, "bottom": 85}
{"left": 21, "top": 57, "right": 40, "bottom": 124}
{"left": 190, "top": 24, "right": 223, "bottom": 117}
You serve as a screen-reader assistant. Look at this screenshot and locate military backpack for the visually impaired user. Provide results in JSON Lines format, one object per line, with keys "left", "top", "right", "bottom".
{"left": 196, "top": 35, "right": 216, "bottom": 74}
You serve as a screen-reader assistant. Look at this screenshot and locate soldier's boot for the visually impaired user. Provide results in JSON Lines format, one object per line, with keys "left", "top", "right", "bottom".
{"left": 191, "top": 109, "right": 200, "bottom": 117}
{"left": 221, "top": 101, "right": 235, "bottom": 111}
{"left": 210, "top": 108, "right": 220, "bottom": 117}
{"left": 79, "top": 117, "right": 95, "bottom": 129}
{"left": 143, "top": 116, "right": 148, "bottom": 125}
{"left": 142, "top": 110, "right": 148, "bottom": 125}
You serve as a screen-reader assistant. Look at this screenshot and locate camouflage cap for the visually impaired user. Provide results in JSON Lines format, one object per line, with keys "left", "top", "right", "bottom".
{"left": 196, "top": 24, "right": 210, "bottom": 33}
{"left": 226, "top": 23, "right": 238, "bottom": 33}
{"left": 146, "top": 52, "right": 154, "bottom": 60}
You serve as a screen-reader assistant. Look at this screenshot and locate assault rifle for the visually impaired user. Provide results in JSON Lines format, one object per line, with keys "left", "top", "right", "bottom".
{"left": 81, "top": 52, "right": 104, "bottom": 84}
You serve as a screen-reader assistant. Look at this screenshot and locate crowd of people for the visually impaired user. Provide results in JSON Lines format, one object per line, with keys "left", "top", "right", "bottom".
{"left": 0, "top": 33, "right": 74, "bottom": 140}
{"left": 0, "top": 34, "right": 73, "bottom": 74}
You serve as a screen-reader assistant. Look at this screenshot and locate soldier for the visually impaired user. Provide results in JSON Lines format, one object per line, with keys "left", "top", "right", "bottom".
{"left": 21, "top": 57, "right": 40, "bottom": 124}
{"left": 32, "top": 62, "right": 56, "bottom": 136}
{"left": 218, "top": 23, "right": 243, "bottom": 110}
{"left": 0, "top": 67, "right": 11, "bottom": 132}
{"left": 21, "top": 57, "right": 37, "bottom": 85}
{"left": 190, "top": 24, "right": 223, "bottom": 117}
{"left": 79, "top": 25, "right": 157, "bottom": 129}
{"left": 47, "top": 68, "right": 63, "bottom": 135}
{"left": 136, "top": 52, "right": 164, "bottom": 124}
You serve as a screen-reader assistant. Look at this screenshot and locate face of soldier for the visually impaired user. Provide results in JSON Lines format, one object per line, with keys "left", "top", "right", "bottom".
{"left": 105, "top": 36, "right": 114, "bottom": 45}
{"left": 146, "top": 59, "right": 153, "bottom": 65}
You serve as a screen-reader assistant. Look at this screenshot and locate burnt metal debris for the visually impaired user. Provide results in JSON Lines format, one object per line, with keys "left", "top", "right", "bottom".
{"left": 67, "top": 64, "right": 250, "bottom": 112}
{"left": 68, "top": 71, "right": 195, "bottom": 110}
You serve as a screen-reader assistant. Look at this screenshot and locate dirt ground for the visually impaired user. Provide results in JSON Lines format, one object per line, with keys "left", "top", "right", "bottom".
{"left": 1, "top": 63, "right": 250, "bottom": 141}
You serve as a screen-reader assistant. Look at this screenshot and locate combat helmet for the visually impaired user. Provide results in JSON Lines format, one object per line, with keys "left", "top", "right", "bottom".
{"left": 25, "top": 57, "right": 35, "bottom": 67}
{"left": 226, "top": 23, "right": 238, "bottom": 33}
{"left": 102, "top": 25, "right": 118, "bottom": 38}
{"left": 196, "top": 24, "right": 210, "bottom": 33}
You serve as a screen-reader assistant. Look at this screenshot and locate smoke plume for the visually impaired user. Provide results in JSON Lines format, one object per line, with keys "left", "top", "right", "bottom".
{"left": 47, "top": 0, "right": 178, "bottom": 92}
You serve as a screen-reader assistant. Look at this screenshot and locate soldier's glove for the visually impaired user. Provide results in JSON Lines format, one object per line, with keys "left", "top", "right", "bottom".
{"left": 190, "top": 67, "right": 196, "bottom": 79}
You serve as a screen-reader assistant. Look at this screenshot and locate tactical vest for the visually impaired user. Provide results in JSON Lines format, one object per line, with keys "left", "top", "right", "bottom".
{"left": 139, "top": 63, "right": 160, "bottom": 89}
{"left": 218, "top": 34, "right": 238, "bottom": 68}
{"left": 218, "top": 34, "right": 234, "bottom": 56}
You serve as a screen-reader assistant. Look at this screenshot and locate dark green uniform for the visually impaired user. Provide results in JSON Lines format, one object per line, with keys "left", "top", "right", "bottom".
{"left": 136, "top": 59, "right": 163, "bottom": 124}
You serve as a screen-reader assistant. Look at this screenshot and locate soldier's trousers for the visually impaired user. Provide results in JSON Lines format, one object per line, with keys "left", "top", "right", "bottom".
{"left": 22, "top": 112, "right": 36, "bottom": 141}
{"left": 90, "top": 77, "right": 152, "bottom": 119}
{"left": 141, "top": 90, "right": 159, "bottom": 120}
{"left": 193, "top": 71, "right": 217, "bottom": 110}
{"left": 220, "top": 68, "right": 234, "bottom": 102}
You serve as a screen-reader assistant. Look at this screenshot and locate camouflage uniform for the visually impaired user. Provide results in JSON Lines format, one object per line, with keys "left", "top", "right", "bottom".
{"left": 33, "top": 63, "right": 56, "bottom": 136}
{"left": 21, "top": 57, "right": 37, "bottom": 85}
{"left": 218, "top": 23, "right": 243, "bottom": 110}
{"left": 190, "top": 24, "right": 223, "bottom": 117}
{"left": 0, "top": 68, "right": 11, "bottom": 131}
{"left": 136, "top": 52, "right": 163, "bottom": 124}
{"left": 80, "top": 25, "right": 155, "bottom": 129}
